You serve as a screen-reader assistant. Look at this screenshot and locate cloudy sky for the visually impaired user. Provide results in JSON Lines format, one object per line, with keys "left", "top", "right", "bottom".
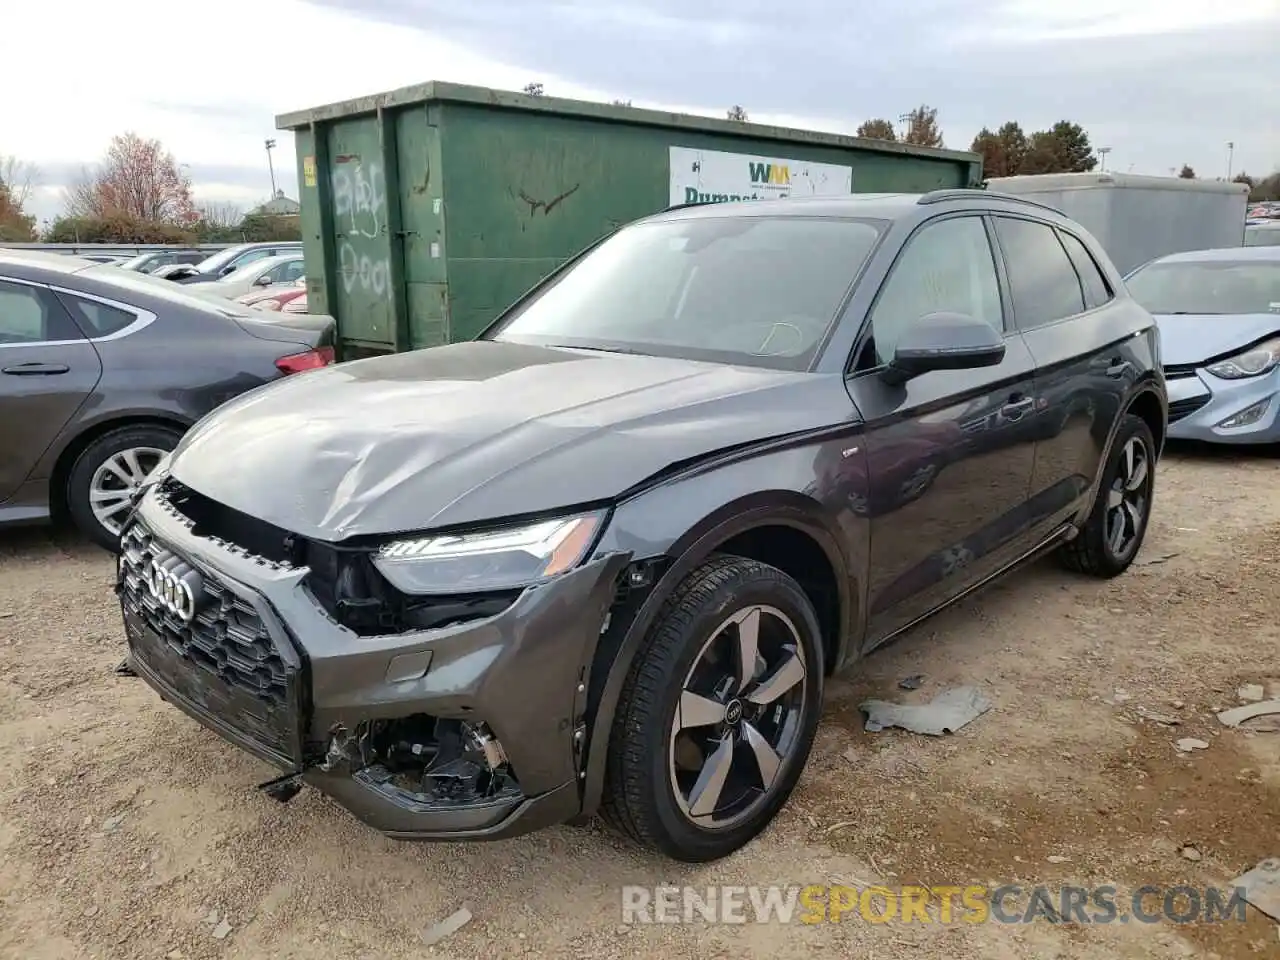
{"left": 7, "top": 0, "right": 1278, "bottom": 225}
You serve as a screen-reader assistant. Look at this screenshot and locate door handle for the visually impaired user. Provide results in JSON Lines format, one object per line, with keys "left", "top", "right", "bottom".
{"left": 1001, "top": 396, "right": 1035, "bottom": 419}
{"left": 2, "top": 362, "right": 70, "bottom": 375}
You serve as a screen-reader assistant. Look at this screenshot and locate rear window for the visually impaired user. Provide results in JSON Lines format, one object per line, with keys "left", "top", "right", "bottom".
{"left": 57, "top": 293, "right": 139, "bottom": 337}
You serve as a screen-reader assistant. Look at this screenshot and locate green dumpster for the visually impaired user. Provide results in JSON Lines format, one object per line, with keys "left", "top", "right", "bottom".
{"left": 276, "top": 82, "right": 983, "bottom": 358}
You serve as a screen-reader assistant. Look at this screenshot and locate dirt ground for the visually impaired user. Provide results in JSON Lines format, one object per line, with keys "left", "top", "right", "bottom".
{"left": 2, "top": 444, "right": 1279, "bottom": 960}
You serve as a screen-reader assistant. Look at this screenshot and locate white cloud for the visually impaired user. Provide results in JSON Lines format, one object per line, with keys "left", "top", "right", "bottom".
{"left": 970, "top": 0, "right": 1279, "bottom": 42}
{"left": 6, "top": 0, "right": 860, "bottom": 224}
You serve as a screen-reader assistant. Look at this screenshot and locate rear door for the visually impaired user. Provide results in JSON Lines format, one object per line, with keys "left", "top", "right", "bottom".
{"left": 0, "top": 279, "right": 103, "bottom": 500}
{"left": 990, "top": 216, "right": 1134, "bottom": 541}
{"left": 846, "top": 213, "right": 1039, "bottom": 645}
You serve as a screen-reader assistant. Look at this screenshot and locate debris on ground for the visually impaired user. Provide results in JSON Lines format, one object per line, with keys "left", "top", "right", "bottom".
{"left": 1231, "top": 858, "right": 1280, "bottom": 923}
{"left": 1135, "top": 551, "right": 1178, "bottom": 566}
{"left": 1180, "top": 845, "right": 1202, "bottom": 862}
{"left": 1136, "top": 706, "right": 1181, "bottom": 726}
{"left": 420, "top": 905, "right": 472, "bottom": 947}
{"left": 1175, "top": 738, "right": 1209, "bottom": 753}
{"left": 1239, "top": 684, "right": 1266, "bottom": 703}
{"left": 101, "top": 814, "right": 126, "bottom": 833}
{"left": 898, "top": 675, "right": 924, "bottom": 691}
{"left": 1217, "top": 700, "right": 1280, "bottom": 729}
{"left": 860, "top": 686, "right": 993, "bottom": 736}
{"left": 211, "top": 919, "right": 232, "bottom": 940}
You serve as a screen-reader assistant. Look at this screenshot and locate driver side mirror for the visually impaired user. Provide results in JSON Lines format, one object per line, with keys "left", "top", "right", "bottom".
{"left": 255, "top": 274, "right": 274, "bottom": 286}
{"left": 881, "top": 312, "right": 1005, "bottom": 386}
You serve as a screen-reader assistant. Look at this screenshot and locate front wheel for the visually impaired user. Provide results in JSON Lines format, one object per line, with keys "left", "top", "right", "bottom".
{"left": 1058, "top": 413, "right": 1156, "bottom": 577}
{"left": 601, "top": 555, "right": 824, "bottom": 862}
{"left": 65, "top": 424, "right": 181, "bottom": 551}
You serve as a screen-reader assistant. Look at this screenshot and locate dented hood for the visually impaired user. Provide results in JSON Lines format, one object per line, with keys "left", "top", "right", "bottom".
{"left": 168, "top": 340, "right": 846, "bottom": 542}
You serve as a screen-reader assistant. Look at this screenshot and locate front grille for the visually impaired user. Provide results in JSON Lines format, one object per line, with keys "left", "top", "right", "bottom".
{"left": 1163, "top": 365, "right": 1199, "bottom": 381}
{"left": 1168, "top": 395, "right": 1211, "bottom": 424}
{"left": 119, "top": 523, "right": 301, "bottom": 762}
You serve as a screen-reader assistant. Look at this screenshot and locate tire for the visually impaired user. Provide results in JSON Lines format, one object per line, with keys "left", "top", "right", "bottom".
{"left": 66, "top": 424, "right": 182, "bottom": 552}
{"left": 1058, "top": 413, "right": 1156, "bottom": 578}
{"left": 601, "top": 554, "right": 825, "bottom": 862}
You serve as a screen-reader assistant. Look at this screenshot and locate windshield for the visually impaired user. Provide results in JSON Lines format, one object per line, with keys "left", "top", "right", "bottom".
{"left": 118, "top": 253, "right": 154, "bottom": 270}
{"left": 220, "top": 257, "right": 282, "bottom": 284}
{"left": 1125, "top": 260, "right": 1280, "bottom": 315}
{"left": 194, "top": 245, "right": 250, "bottom": 273}
{"left": 488, "top": 216, "right": 886, "bottom": 370}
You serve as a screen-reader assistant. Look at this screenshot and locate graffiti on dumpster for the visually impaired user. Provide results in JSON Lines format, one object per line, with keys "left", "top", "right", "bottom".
{"left": 331, "top": 158, "right": 391, "bottom": 298}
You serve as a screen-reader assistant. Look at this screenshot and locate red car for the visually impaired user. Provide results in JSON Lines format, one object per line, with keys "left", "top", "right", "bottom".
{"left": 236, "top": 278, "right": 307, "bottom": 312}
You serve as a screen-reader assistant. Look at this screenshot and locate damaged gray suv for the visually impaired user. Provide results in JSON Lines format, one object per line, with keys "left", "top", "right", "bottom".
{"left": 116, "top": 190, "right": 1166, "bottom": 862}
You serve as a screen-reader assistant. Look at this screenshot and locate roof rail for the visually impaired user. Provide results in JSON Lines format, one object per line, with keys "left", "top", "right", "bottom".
{"left": 662, "top": 199, "right": 720, "bottom": 212}
{"left": 917, "top": 188, "right": 1065, "bottom": 216}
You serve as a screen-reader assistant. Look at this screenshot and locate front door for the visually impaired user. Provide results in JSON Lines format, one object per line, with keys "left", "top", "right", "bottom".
{"left": 0, "top": 279, "right": 102, "bottom": 501}
{"left": 844, "top": 214, "right": 1039, "bottom": 646}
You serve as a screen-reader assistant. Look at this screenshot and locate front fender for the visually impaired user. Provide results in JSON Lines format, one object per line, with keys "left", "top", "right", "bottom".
{"left": 576, "top": 482, "right": 856, "bottom": 820}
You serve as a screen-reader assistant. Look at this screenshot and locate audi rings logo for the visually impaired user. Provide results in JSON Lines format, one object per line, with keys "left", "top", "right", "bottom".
{"left": 143, "top": 549, "right": 204, "bottom": 623}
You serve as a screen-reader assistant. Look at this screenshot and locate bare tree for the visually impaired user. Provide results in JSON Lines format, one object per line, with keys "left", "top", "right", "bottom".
{"left": 60, "top": 133, "right": 195, "bottom": 224}
{"left": 197, "top": 200, "right": 244, "bottom": 229}
{"left": 0, "top": 155, "right": 38, "bottom": 208}
{"left": 523, "top": 82, "right": 545, "bottom": 97}
{"left": 726, "top": 105, "right": 749, "bottom": 122}
{"left": 611, "top": 99, "right": 633, "bottom": 107}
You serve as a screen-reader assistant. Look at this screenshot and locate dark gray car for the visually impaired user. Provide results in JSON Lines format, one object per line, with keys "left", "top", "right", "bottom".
{"left": 115, "top": 190, "right": 1166, "bottom": 863}
{"left": 0, "top": 251, "right": 335, "bottom": 550}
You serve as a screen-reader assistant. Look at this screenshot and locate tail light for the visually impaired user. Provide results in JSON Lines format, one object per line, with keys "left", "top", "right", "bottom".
{"left": 276, "top": 346, "right": 335, "bottom": 374}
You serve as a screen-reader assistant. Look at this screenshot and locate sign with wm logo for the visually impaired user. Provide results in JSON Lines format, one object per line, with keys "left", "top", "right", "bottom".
{"left": 669, "top": 146, "right": 852, "bottom": 206}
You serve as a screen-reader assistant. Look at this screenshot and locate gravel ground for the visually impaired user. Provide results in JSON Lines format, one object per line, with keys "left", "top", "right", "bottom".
{"left": 1, "top": 444, "right": 1278, "bottom": 959}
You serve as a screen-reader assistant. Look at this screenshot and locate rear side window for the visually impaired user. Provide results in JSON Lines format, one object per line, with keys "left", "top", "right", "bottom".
{"left": 993, "top": 217, "right": 1086, "bottom": 329}
{"left": 1058, "top": 231, "right": 1113, "bottom": 310}
{"left": 0, "top": 280, "right": 84, "bottom": 344}
{"left": 57, "top": 293, "right": 140, "bottom": 338}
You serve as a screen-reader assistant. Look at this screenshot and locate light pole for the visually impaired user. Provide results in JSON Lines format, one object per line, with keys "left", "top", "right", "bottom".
{"left": 264, "top": 138, "right": 278, "bottom": 196}
{"left": 1097, "top": 146, "right": 1111, "bottom": 172}
{"left": 1226, "top": 141, "right": 1235, "bottom": 180}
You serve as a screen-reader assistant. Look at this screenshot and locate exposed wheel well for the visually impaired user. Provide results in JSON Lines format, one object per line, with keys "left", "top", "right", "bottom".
{"left": 1127, "top": 390, "right": 1166, "bottom": 457}
{"left": 713, "top": 524, "right": 842, "bottom": 674}
{"left": 48, "top": 415, "right": 188, "bottom": 521}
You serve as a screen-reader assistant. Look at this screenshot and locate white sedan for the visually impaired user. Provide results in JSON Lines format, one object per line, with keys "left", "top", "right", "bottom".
{"left": 186, "top": 253, "right": 306, "bottom": 300}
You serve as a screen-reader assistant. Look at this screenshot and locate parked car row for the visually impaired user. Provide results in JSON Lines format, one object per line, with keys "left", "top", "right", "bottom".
{"left": 0, "top": 250, "right": 334, "bottom": 549}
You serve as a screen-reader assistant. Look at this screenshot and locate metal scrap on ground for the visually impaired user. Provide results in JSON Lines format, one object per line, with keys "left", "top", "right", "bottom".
{"left": 1231, "top": 858, "right": 1280, "bottom": 923}
{"left": 860, "top": 686, "right": 993, "bottom": 736}
{"left": 420, "top": 905, "right": 473, "bottom": 947}
{"left": 1217, "top": 699, "right": 1280, "bottom": 729}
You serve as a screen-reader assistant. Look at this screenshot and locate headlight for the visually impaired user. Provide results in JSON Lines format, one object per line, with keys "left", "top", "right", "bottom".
{"left": 371, "top": 511, "right": 605, "bottom": 595}
{"left": 1205, "top": 338, "right": 1280, "bottom": 379}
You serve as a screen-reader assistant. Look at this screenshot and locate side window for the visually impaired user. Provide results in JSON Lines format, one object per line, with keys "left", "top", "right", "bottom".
{"left": 1058, "top": 230, "right": 1113, "bottom": 310}
{"left": 56, "top": 293, "right": 140, "bottom": 338}
{"left": 283, "top": 260, "right": 306, "bottom": 282}
{"left": 0, "top": 281, "right": 83, "bottom": 345}
{"left": 993, "top": 217, "right": 1086, "bottom": 329}
{"left": 863, "top": 216, "right": 1003, "bottom": 368}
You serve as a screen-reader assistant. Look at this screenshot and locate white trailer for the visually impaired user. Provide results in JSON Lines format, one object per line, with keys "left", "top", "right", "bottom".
{"left": 985, "top": 172, "right": 1249, "bottom": 275}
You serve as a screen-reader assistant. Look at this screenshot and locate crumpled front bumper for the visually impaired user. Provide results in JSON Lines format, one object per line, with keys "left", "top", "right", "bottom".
{"left": 117, "top": 487, "right": 630, "bottom": 841}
